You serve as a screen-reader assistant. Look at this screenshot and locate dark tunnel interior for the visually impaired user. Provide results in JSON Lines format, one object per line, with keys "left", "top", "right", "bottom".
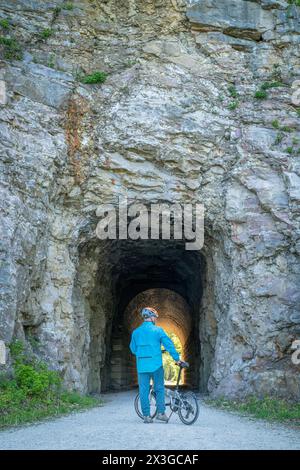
{"left": 100, "top": 239, "right": 205, "bottom": 391}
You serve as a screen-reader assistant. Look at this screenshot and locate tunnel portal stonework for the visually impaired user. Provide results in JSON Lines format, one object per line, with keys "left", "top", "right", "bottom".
{"left": 0, "top": 1, "right": 300, "bottom": 399}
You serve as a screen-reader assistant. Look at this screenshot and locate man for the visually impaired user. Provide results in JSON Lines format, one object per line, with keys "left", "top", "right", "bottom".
{"left": 129, "top": 306, "right": 181, "bottom": 423}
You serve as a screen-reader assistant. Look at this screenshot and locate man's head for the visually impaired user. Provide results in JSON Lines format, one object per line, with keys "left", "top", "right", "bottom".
{"left": 141, "top": 307, "right": 159, "bottom": 324}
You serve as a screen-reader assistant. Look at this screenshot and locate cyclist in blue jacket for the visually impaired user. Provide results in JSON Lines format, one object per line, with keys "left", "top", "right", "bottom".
{"left": 130, "top": 307, "right": 181, "bottom": 423}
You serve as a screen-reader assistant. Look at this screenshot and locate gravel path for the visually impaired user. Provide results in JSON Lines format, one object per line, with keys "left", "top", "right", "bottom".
{"left": 0, "top": 390, "right": 299, "bottom": 450}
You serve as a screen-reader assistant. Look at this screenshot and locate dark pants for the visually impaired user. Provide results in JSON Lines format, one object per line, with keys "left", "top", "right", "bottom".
{"left": 138, "top": 366, "right": 165, "bottom": 416}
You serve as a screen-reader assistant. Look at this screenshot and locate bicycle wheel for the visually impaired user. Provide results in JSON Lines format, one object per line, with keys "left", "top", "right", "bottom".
{"left": 178, "top": 392, "right": 199, "bottom": 425}
{"left": 134, "top": 390, "right": 157, "bottom": 419}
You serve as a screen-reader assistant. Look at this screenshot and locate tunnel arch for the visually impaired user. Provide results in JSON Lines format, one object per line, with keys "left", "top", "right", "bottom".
{"left": 109, "top": 288, "right": 194, "bottom": 389}
{"left": 71, "top": 233, "right": 222, "bottom": 395}
{"left": 124, "top": 288, "right": 192, "bottom": 344}
{"left": 95, "top": 238, "right": 205, "bottom": 391}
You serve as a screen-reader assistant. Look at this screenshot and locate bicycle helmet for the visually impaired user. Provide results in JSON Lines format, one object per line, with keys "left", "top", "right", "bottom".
{"left": 141, "top": 307, "right": 159, "bottom": 319}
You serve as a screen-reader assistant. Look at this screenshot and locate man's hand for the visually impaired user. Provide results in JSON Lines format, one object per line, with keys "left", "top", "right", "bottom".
{"left": 175, "top": 360, "right": 182, "bottom": 366}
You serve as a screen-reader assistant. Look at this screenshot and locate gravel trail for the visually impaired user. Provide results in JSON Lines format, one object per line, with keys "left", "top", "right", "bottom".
{"left": 0, "top": 390, "right": 299, "bottom": 450}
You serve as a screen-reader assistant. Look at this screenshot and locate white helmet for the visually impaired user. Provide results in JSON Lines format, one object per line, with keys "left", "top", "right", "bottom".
{"left": 140, "top": 307, "right": 159, "bottom": 319}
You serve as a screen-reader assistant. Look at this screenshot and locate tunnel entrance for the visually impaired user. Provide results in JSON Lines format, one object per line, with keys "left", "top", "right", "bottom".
{"left": 74, "top": 236, "right": 220, "bottom": 395}
{"left": 104, "top": 238, "right": 204, "bottom": 392}
{"left": 109, "top": 288, "right": 194, "bottom": 390}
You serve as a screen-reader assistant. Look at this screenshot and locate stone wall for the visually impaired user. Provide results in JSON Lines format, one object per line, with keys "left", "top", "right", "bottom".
{"left": 0, "top": 0, "right": 299, "bottom": 399}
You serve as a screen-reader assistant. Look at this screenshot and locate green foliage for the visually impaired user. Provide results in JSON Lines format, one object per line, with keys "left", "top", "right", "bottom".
{"left": 9, "top": 339, "right": 24, "bottom": 360}
{"left": 228, "top": 101, "right": 239, "bottom": 110}
{"left": 261, "top": 81, "right": 284, "bottom": 91}
{"left": 125, "top": 59, "right": 137, "bottom": 68}
{"left": 274, "top": 132, "right": 284, "bottom": 145}
{"left": 228, "top": 85, "right": 238, "bottom": 98}
{"left": 62, "top": 2, "right": 74, "bottom": 10}
{"left": 254, "top": 89, "right": 268, "bottom": 100}
{"left": 0, "top": 19, "right": 10, "bottom": 29}
{"left": 206, "top": 396, "right": 300, "bottom": 425}
{"left": 60, "top": 391, "right": 99, "bottom": 407}
{"left": 80, "top": 71, "right": 107, "bottom": 84}
{"left": 14, "top": 362, "right": 61, "bottom": 397}
{"left": 0, "top": 378, "right": 27, "bottom": 410}
{"left": 9, "top": 340, "right": 61, "bottom": 397}
{"left": 255, "top": 81, "right": 285, "bottom": 101}
{"left": 0, "top": 387, "right": 99, "bottom": 429}
{"left": 53, "top": 6, "right": 62, "bottom": 17}
{"left": 40, "top": 28, "right": 53, "bottom": 39}
{"left": 288, "top": 0, "right": 300, "bottom": 6}
{"left": 272, "top": 121, "right": 293, "bottom": 133}
{"left": 271, "top": 119, "right": 280, "bottom": 129}
{"left": 0, "top": 35, "right": 22, "bottom": 60}
{"left": 0, "top": 340, "right": 101, "bottom": 429}
{"left": 286, "top": 146, "right": 293, "bottom": 154}
{"left": 163, "top": 333, "right": 183, "bottom": 383}
{"left": 27, "top": 333, "right": 40, "bottom": 351}
{"left": 47, "top": 52, "right": 56, "bottom": 69}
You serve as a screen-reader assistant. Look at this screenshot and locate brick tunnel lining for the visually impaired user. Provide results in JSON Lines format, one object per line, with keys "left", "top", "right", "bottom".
{"left": 110, "top": 288, "right": 195, "bottom": 389}
{"left": 100, "top": 239, "right": 204, "bottom": 391}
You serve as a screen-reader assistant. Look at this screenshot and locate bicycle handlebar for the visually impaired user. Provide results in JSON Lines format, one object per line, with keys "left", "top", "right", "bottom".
{"left": 177, "top": 360, "right": 189, "bottom": 368}
{"left": 161, "top": 350, "right": 189, "bottom": 368}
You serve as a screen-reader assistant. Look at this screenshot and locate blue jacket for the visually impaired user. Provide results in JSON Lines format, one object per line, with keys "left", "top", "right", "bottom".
{"left": 129, "top": 321, "right": 180, "bottom": 373}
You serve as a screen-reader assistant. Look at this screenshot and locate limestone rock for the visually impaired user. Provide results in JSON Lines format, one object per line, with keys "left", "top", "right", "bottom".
{"left": 0, "top": 340, "right": 6, "bottom": 365}
{"left": 291, "top": 80, "right": 300, "bottom": 106}
{"left": 5, "top": 63, "right": 74, "bottom": 109}
{"left": 0, "top": 0, "right": 299, "bottom": 401}
{"left": 0, "top": 80, "right": 7, "bottom": 105}
{"left": 186, "top": 0, "right": 275, "bottom": 40}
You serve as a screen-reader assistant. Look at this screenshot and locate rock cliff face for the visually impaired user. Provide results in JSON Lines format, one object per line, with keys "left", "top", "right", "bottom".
{"left": 0, "top": 0, "right": 299, "bottom": 398}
